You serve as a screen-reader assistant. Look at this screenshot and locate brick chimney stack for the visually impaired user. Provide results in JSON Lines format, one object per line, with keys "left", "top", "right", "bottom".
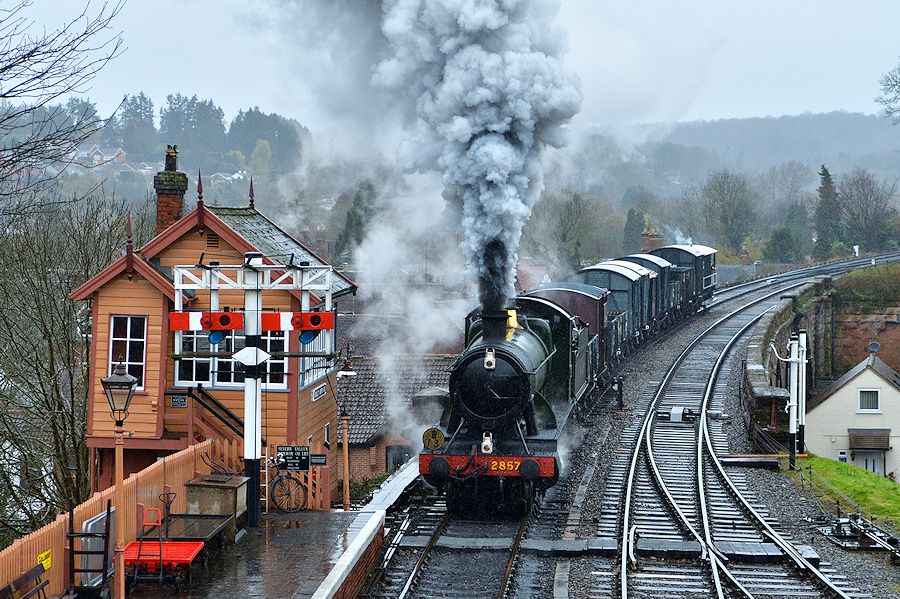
{"left": 154, "top": 145, "right": 188, "bottom": 234}
{"left": 641, "top": 232, "right": 664, "bottom": 252}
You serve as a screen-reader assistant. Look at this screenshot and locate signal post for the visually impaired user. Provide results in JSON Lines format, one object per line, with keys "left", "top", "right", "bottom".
{"left": 170, "top": 252, "right": 336, "bottom": 526}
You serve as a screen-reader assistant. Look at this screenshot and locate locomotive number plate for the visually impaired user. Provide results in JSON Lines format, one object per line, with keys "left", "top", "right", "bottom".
{"left": 422, "top": 427, "right": 445, "bottom": 450}
{"left": 487, "top": 460, "right": 521, "bottom": 472}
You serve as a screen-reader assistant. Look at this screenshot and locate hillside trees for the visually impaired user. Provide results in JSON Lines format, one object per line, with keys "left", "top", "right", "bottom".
{"left": 159, "top": 94, "right": 227, "bottom": 173}
{"left": 521, "top": 188, "right": 611, "bottom": 277}
{"left": 0, "top": 0, "right": 122, "bottom": 211}
{"left": 228, "top": 107, "right": 306, "bottom": 177}
{"left": 106, "top": 92, "right": 157, "bottom": 161}
{"left": 757, "top": 161, "right": 813, "bottom": 255}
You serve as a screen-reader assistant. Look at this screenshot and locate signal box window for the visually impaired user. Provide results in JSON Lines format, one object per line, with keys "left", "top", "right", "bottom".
{"left": 857, "top": 389, "right": 881, "bottom": 413}
{"left": 176, "top": 330, "right": 287, "bottom": 390}
{"left": 110, "top": 315, "right": 146, "bottom": 389}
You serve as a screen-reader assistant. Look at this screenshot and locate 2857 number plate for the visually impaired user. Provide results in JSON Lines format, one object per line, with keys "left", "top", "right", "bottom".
{"left": 487, "top": 460, "right": 521, "bottom": 472}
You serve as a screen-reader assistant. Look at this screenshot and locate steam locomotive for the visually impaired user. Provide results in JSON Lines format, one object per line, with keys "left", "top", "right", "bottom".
{"left": 418, "top": 244, "right": 716, "bottom": 514}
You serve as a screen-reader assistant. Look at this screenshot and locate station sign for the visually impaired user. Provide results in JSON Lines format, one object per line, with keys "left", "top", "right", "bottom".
{"left": 276, "top": 445, "right": 310, "bottom": 471}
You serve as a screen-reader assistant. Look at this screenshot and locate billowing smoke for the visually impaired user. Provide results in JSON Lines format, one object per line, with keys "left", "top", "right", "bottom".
{"left": 374, "top": 0, "right": 582, "bottom": 312}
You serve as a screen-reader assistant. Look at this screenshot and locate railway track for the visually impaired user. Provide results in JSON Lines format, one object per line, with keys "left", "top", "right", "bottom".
{"left": 363, "top": 497, "right": 528, "bottom": 599}
{"left": 598, "top": 288, "right": 861, "bottom": 598}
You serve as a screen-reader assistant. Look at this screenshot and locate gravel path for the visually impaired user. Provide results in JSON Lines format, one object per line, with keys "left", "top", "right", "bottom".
{"left": 561, "top": 305, "right": 900, "bottom": 598}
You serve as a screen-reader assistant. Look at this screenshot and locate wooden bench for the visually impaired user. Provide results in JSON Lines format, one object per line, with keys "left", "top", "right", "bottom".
{"left": 0, "top": 564, "right": 49, "bottom": 599}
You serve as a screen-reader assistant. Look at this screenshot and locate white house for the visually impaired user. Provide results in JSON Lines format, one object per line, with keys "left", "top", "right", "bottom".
{"left": 805, "top": 353, "right": 900, "bottom": 479}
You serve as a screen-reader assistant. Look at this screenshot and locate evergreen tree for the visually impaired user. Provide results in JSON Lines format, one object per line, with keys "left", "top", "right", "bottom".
{"left": 113, "top": 92, "right": 157, "bottom": 160}
{"left": 228, "top": 107, "right": 305, "bottom": 176}
{"left": 812, "top": 165, "right": 842, "bottom": 260}
{"left": 159, "top": 94, "right": 226, "bottom": 173}
{"left": 763, "top": 226, "right": 802, "bottom": 263}
{"left": 622, "top": 207, "right": 645, "bottom": 254}
{"left": 334, "top": 180, "right": 379, "bottom": 261}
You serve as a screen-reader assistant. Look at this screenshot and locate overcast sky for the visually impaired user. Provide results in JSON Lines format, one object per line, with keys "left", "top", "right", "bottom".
{"left": 33, "top": 0, "right": 900, "bottom": 137}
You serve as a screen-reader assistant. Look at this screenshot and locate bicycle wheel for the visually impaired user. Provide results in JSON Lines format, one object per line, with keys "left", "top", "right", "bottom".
{"left": 271, "top": 475, "right": 307, "bottom": 512}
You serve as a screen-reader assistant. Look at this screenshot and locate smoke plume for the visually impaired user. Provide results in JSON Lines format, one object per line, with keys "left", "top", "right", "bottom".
{"left": 374, "top": 0, "right": 582, "bottom": 311}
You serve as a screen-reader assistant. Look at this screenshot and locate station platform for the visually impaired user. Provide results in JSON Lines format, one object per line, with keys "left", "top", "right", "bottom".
{"left": 127, "top": 460, "right": 419, "bottom": 599}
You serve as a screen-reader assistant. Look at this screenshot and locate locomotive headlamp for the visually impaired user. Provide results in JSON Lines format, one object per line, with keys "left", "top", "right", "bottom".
{"left": 484, "top": 348, "right": 496, "bottom": 370}
{"left": 481, "top": 432, "right": 494, "bottom": 454}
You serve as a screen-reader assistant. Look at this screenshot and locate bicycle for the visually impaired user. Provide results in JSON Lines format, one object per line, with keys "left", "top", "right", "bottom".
{"left": 266, "top": 453, "right": 307, "bottom": 512}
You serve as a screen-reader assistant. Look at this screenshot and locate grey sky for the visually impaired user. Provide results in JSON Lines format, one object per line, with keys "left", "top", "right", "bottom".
{"left": 35, "top": 0, "right": 900, "bottom": 136}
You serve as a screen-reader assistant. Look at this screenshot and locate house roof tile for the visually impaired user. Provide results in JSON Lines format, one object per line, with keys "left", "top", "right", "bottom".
{"left": 336, "top": 355, "right": 454, "bottom": 445}
{"left": 206, "top": 205, "right": 356, "bottom": 299}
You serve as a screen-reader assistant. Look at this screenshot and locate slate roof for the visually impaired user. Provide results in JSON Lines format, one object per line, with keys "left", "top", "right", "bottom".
{"left": 337, "top": 354, "right": 455, "bottom": 445}
{"left": 808, "top": 353, "right": 900, "bottom": 412}
{"left": 206, "top": 205, "right": 356, "bottom": 299}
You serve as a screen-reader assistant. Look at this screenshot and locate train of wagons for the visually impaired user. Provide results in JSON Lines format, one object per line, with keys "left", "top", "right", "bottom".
{"left": 418, "top": 244, "right": 717, "bottom": 514}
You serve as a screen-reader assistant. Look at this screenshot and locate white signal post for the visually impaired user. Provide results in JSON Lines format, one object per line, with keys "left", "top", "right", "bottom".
{"left": 797, "top": 330, "right": 808, "bottom": 455}
{"left": 171, "top": 252, "right": 335, "bottom": 527}
{"left": 788, "top": 333, "right": 799, "bottom": 470}
{"left": 771, "top": 332, "right": 806, "bottom": 470}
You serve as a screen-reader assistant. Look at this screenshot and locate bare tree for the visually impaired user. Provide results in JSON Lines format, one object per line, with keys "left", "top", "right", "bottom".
{"left": 756, "top": 161, "right": 814, "bottom": 230}
{"left": 877, "top": 59, "right": 900, "bottom": 123}
{"left": 521, "top": 188, "right": 604, "bottom": 278}
{"left": 0, "top": 191, "right": 129, "bottom": 548}
{"left": 839, "top": 168, "right": 897, "bottom": 252}
{"left": 698, "top": 168, "right": 759, "bottom": 253}
{"left": 0, "top": 0, "right": 123, "bottom": 211}
{"left": 664, "top": 185, "right": 709, "bottom": 245}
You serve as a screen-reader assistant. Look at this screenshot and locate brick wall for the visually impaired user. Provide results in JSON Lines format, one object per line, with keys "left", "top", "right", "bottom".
{"left": 834, "top": 307, "right": 900, "bottom": 375}
{"left": 337, "top": 432, "right": 415, "bottom": 482}
{"left": 333, "top": 524, "right": 384, "bottom": 599}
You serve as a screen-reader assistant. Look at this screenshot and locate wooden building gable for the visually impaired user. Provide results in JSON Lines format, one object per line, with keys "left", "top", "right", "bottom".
{"left": 71, "top": 182, "right": 356, "bottom": 492}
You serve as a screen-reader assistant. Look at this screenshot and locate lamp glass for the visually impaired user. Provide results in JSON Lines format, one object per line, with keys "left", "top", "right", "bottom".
{"left": 102, "top": 363, "right": 138, "bottom": 416}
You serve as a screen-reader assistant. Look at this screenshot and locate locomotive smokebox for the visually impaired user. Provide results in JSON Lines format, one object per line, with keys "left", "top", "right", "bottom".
{"left": 481, "top": 310, "right": 509, "bottom": 342}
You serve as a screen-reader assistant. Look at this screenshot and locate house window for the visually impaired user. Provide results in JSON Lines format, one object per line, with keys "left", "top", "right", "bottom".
{"left": 325, "top": 423, "right": 331, "bottom": 448}
{"left": 176, "top": 330, "right": 286, "bottom": 389}
{"left": 857, "top": 389, "right": 881, "bottom": 413}
{"left": 298, "top": 334, "right": 329, "bottom": 387}
{"left": 110, "top": 315, "right": 146, "bottom": 389}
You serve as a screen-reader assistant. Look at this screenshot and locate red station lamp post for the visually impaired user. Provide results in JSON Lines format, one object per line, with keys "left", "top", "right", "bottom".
{"left": 102, "top": 362, "right": 138, "bottom": 599}
{"left": 336, "top": 358, "right": 357, "bottom": 511}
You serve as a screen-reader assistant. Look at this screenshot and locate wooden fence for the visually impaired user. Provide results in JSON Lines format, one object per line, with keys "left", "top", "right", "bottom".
{"left": 1, "top": 437, "right": 336, "bottom": 597}
{"left": 0, "top": 440, "right": 214, "bottom": 597}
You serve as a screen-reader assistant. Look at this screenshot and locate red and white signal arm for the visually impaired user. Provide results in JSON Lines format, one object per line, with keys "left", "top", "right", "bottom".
{"left": 170, "top": 311, "right": 244, "bottom": 331}
{"left": 170, "top": 311, "right": 334, "bottom": 332}
{"left": 260, "top": 311, "right": 334, "bottom": 331}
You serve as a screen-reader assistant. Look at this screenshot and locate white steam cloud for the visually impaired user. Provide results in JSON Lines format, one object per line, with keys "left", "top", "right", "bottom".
{"left": 374, "top": 0, "right": 582, "bottom": 311}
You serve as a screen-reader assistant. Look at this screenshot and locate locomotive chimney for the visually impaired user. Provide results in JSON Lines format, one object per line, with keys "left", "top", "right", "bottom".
{"left": 481, "top": 309, "right": 508, "bottom": 343}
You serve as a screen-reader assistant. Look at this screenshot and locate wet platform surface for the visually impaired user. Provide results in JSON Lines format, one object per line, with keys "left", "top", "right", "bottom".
{"left": 125, "top": 461, "right": 419, "bottom": 598}
{"left": 127, "top": 510, "right": 367, "bottom": 599}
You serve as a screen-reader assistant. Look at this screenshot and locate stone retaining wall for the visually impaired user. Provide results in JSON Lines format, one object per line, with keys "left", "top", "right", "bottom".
{"left": 742, "top": 277, "right": 834, "bottom": 444}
